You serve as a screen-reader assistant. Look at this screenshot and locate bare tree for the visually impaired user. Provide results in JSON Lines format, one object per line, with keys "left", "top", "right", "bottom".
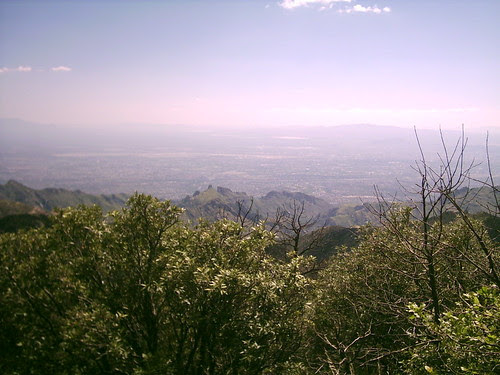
{"left": 372, "top": 127, "right": 499, "bottom": 323}
{"left": 266, "top": 200, "right": 327, "bottom": 275}
{"left": 432, "top": 131, "right": 499, "bottom": 286}
{"left": 235, "top": 197, "right": 256, "bottom": 229}
{"left": 310, "top": 128, "right": 499, "bottom": 374}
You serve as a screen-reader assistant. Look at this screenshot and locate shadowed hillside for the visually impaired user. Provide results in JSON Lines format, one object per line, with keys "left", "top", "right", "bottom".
{"left": 0, "top": 180, "right": 128, "bottom": 212}
{"left": 177, "top": 185, "right": 335, "bottom": 224}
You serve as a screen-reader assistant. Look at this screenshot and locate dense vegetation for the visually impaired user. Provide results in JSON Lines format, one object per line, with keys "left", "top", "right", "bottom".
{"left": 1, "top": 195, "right": 313, "bottom": 374}
{"left": 1, "top": 189, "right": 498, "bottom": 374}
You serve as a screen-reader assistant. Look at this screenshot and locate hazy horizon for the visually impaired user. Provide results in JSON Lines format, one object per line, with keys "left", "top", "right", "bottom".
{"left": 2, "top": 117, "right": 500, "bottom": 137}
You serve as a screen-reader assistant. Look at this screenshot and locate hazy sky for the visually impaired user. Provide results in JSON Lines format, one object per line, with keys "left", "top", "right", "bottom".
{"left": 0, "top": 0, "right": 499, "bottom": 130}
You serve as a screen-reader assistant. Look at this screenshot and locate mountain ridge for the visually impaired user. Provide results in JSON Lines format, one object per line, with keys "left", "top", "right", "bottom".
{"left": 1, "top": 180, "right": 496, "bottom": 230}
{"left": 0, "top": 180, "right": 128, "bottom": 212}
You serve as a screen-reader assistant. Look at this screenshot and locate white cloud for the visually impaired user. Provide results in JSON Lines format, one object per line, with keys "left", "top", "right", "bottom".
{"left": 0, "top": 66, "right": 33, "bottom": 73}
{"left": 341, "top": 4, "right": 391, "bottom": 14}
{"left": 279, "top": 0, "right": 351, "bottom": 10}
{"left": 17, "top": 66, "right": 32, "bottom": 72}
{"left": 0, "top": 65, "right": 73, "bottom": 74}
{"left": 339, "top": 4, "right": 391, "bottom": 14}
{"left": 52, "top": 66, "right": 72, "bottom": 72}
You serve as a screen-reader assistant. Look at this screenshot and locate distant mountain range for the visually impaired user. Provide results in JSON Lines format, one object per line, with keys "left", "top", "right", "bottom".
{"left": 0, "top": 180, "right": 128, "bottom": 213}
{"left": 0, "top": 180, "right": 497, "bottom": 236}
{"left": 179, "top": 185, "right": 330, "bottom": 222}
{"left": 176, "top": 185, "right": 375, "bottom": 227}
{"left": 0, "top": 180, "right": 375, "bottom": 234}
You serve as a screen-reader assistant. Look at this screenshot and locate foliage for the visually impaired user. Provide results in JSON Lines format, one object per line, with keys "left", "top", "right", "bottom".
{"left": 305, "top": 210, "right": 496, "bottom": 374}
{"left": 0, "top": 213, "right": 51, "bottom": 233}
{"left": 306, "top": 224, "right": 416, "bottom": 374}
{"left": 407, "top": 285, "right": 499, "bottom": 374}
{"left": 0, "top": 193, "right": 312, "bottom": 374}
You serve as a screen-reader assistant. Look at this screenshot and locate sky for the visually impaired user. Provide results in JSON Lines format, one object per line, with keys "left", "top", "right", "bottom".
{"left": 0, "top": 0, "right": 499, "bottom": 130}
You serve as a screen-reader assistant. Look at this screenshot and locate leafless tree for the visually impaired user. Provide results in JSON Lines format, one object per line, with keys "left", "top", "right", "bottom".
{"left": 372, "top": 127, "right": 499, "bottom": 323}
{"left": 267, "top": 200, "right": 328, "bottom": 275}
{"left": 235, "top": 197, "right": 256, "bottom": 228}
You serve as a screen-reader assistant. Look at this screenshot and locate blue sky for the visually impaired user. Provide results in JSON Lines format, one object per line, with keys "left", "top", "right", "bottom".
{"left": 0, "top": 0, "right": 499, "bottom": 130}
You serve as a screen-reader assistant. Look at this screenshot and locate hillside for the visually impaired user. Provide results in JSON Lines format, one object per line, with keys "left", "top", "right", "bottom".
{"left": 451, "top": 186, "right": 499, "bottom": 214}
{"left": 0, "top": 181, "right": 370, "bottom": 234}
{"left": 0, "top": 199, "right": 46, "bottom": 218}
{"left": 0, "top": 199, "right": 51, "bottom": 233}
{"left": 2, "top": 180, "right": 496, "bottom": 228}
{"left": 0, "top": 180, "right": 128, "bottom": 212}
{"left": 177, "top": 185, "right": 376, "bottom": 228}
{"left": 177, "top": 185, "right": 337, "bottom": 224}
{"left": 267, "top": 225, "right": 360, "bottom": 262}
